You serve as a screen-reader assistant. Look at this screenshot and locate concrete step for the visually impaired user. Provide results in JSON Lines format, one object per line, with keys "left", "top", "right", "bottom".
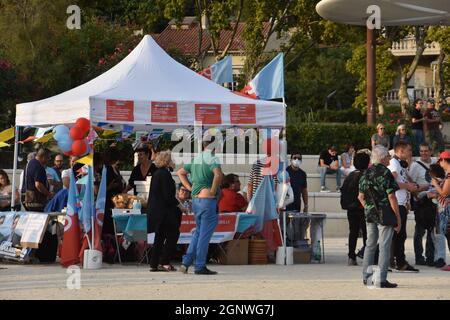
{"left": 311, "top": 212, "right": 417, "bottom": 238}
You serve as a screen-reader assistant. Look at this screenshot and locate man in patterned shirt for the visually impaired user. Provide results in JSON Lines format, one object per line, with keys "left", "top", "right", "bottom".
{"left": 358, "top": 146, "right": 402, "bottom": 288}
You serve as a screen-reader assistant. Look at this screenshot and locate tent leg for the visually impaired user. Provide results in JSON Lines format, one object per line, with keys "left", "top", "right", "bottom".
{"left": 11, "top": 126, "right": 20, "bottom": 211}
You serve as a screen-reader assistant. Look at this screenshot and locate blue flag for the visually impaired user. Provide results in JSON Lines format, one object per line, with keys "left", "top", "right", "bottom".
{"left": 211, "top": 56, "right": 233, "bottom": 84}
{"left": 79, "top": 167, "right": 94, "bottom": 234}
{"left": 246, "top": 176, "right": 278, "bottom": 232}
{"left": 67, "top": 171, "right": 79, "bottom": 217}
{"left": 246, "top": 53, "right": 284, "bottom": 100}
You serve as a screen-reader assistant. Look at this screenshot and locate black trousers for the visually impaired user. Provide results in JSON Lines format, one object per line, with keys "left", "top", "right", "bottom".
{"left": 347, "top": 208, "right": 367, "bottom": 259}
{"left": 393, "top": 205, "right": 408, "bottom": 268}
{"left": 150, "top": 216, "right": 181, "bottom": 268}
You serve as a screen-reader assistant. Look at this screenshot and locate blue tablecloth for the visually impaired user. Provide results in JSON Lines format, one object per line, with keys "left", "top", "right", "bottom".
{"left": 113, "top": 214, "right": 147, "bottom": 241}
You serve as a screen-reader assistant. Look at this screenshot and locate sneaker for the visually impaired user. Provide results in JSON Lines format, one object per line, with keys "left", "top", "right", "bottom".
{"left": 435, "top": 258, "right": 446, "bottom": 268}
{"left": 441, "top": 265, "right": 450, "bottom": 271}
{"left": 194, "top": 267, "right": 218, "bottom": 275}
{"left": 320, "top": 186, "right": 330, "bottom": 193}
{"left": 335, "top": 187, "right": 341, "bottom": 192}
{"left": 387, "top": 268, "right": 393, "bottom": 272}
{"left": 380, "top": 281, "right": 398, "bottom": 288}
{"left": 179, "top": 264, "right": 189, "bottom": 274}
{"left": 348, "top": 258, "right": 357, "bottom": 266}
{"left": 396, "top": 264, "right": 419, "bottom": 273}
{"left": 363, "top": 279, "right": 367, "bottom": 285}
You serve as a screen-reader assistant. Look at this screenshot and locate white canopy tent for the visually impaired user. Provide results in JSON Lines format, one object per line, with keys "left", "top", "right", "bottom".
{"left": 16, "top": 35, "right": 285, "bottom": 129}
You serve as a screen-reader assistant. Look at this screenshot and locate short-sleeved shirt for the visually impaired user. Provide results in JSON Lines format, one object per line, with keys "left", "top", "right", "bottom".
{"left": 318, "top": 150, "right": 338, "bottom": 166}
{"left": 371, "top": 133, "right": 390, "bottom": 149}
{"left": 184, "top": 151, "right": 221, "bottom": 197}
{"left": 359, "top": 163, "right": 399, "bottom": 224}
{"left": 388, "top": 157, "right": 409, "bottom": 206}
{"left": 25, "top": 159, "right": 49, "bottom": 192}
{"left": 218, "top": 189, "right": 248, "bottom": 212}
{"left": 411, "top": 108, "right": 424, "bottom": 130}
{"left": 286, "top": 166, "right": 307, "bottom": 211}
{"left": 128, "top": 163, "right": 157, "bottom": 195}
{"left": 424, "top": 108, "right": 441, "bottom": 130}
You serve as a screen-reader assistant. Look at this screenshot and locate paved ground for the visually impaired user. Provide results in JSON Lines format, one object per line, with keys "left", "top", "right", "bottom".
{"left": 0, "top": 238, "right": 449, "bottom": 300}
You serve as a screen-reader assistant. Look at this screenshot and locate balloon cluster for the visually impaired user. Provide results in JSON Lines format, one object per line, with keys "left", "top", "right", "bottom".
{"left": 53, "top": 118, "right": 91, "bottom": 156}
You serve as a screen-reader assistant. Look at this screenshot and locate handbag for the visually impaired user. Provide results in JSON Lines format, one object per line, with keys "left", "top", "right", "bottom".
{"left": 366, "top": 187, "right": 398, "bottom": 227}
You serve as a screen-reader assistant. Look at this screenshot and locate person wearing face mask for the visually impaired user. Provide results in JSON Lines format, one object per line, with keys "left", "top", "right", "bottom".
{"left": 286, "top": 152, "right": 308, "bottom": 213}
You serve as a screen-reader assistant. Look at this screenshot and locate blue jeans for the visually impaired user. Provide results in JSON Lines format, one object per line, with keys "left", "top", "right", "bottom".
{"left": 182, "top": 198, "right": 218, "bottom": 271}
{"left": 363, "top": 223, "right": 394, "bottom": 283}
{"left": 412, "top": 129, "right": 424, "bottom": 156}
{"left": 317, "top": 166, "right": 341, "bottom": 189}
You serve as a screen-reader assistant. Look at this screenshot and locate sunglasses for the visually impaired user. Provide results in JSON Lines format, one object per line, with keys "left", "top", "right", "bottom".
{"left": 379, "top": 128, "right": 385, "bottom": 130}
{"left": 292, "top": 157, "right": 302, "bottom": 160}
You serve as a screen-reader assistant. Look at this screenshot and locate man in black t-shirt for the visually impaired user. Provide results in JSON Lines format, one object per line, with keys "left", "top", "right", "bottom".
{"left": 286, "top": 152, "right": 308, "bottom": 212}
{"left": 24, "top": 149, "right": 52, "bottom": 211}
{"left": 411, "top": 98, "right": 425, "bottom": 156}
{"left": 317, "top": 146, "right": 341, "bottom": 192}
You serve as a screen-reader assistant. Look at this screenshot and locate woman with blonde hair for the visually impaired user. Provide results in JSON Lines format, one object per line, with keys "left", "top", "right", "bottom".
{"left": 393, "top": 124, "right": 412, "bottom": 147}
{"left": 147, "top": 150, "right": 184, "bottom": 272}
{"left": 371, "top": 123, "right": 390, "bottom": 150}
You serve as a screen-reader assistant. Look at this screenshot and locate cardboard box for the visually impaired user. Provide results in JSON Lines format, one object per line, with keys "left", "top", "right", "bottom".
{"left": 217, "top": 239, "right": 249, "bottom": 265}
{"left": 293, "top": 248, "right": 311, "bottom": 264}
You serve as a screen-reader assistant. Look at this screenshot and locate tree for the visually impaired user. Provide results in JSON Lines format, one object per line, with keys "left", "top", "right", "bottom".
{"left": 427, "top": 26, "right": 450, "bottom": 109}
{"left": 285, "top": 46, "right": 358, "bottom": 113}
{"left": 346, "top": 39, "right": 397, "bottom": 115}
{"left": 386, "top": 26, "right": 429, "bottom": 114}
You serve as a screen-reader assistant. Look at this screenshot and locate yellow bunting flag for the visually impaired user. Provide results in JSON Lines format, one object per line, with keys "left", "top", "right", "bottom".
{"left": 0, "top": 127, "right": 14, "bottom": 143}
{"left": 76, "top": 154, "right": 93, "bottom": 166}
{"left": 102, "top": 129, "right": 117, "bottom": 137}
{"left": 35, "top": 132, "right": 54, "bottom": 143}
{"left": 0, "top": 142, "right": 10, "bottom": 148}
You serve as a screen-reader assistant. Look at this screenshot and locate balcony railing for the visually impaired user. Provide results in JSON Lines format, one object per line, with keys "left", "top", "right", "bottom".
{"left": 385, "top": 87, "right": 435, "bottom": 104}
{"left": 391, "top": 37, "right": 440, "bottom": 56}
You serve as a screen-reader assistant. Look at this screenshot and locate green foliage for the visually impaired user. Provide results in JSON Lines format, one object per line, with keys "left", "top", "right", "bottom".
{"left": 285, "top": 47, "right": 358, "bottom": 112}
{"left": 346, "top": 40, "right": 397, "bottom": 112}
{"left": 287, "top": 108, "right": 365, "bottom": 125}
{"left": 286, "top": 122, "right": 397, "bottom": 155}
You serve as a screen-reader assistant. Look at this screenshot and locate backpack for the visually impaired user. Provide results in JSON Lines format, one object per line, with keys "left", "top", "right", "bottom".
{"left": 340, "top": 170, "right": 363, "bottom": 210}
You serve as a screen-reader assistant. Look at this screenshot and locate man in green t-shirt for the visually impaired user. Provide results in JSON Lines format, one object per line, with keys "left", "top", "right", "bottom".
{"left": 177, "top": 140, "right": 223, "bottom": 275}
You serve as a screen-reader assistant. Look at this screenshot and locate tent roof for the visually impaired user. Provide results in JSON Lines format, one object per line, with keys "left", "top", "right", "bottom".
{"left": 316, "top": 0, "right": 450, "bottom": 26}
{"left": 16, "top": 35, "right": 285, "bottom": 128}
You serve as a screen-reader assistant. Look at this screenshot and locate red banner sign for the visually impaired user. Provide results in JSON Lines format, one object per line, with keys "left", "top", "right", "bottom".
{"left": 230, "top": 104, "right": 256, "bottom": 124}
{"left": 106, "top": 100, "right": 134, "bottom": 122}
{"left": 195, "top": 104, "right": 222, "bottom": 124}
{"left": 151, "top": 102, "right": 178, "bottom": 123}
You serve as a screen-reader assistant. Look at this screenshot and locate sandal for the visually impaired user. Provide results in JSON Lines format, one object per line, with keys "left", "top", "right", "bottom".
{"left": 150, "top": 266, "right": 166, "bottom": 272}
{"left": 160, "top": 264, "right": 177, "bottom": 272}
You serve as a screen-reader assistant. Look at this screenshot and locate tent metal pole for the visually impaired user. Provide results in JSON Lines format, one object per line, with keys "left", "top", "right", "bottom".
{"left": 11, "top": 126, "right": 19, "bottom": 211}
{"left": 282, "top": 97, "right": 287, "bottom": 265}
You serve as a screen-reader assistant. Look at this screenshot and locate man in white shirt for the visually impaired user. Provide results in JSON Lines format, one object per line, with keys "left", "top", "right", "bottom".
{"left": 409, "top": 143, "right": 435, "bottom": 266}
{"left": 388, "top": 141, "right": 419, "bottom": 272}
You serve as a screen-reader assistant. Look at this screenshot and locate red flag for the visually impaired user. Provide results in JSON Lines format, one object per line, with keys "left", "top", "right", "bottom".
{"left": 198, "top": 67, "right": 212, "bottom": 80}
{"left": 60, "top": 173, "right": 82, "bottom": 267}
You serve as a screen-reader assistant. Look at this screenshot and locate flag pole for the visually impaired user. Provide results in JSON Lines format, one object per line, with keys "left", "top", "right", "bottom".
{"left": 11, "top": 126, "right": 19, "bottom": 211}
{"left": 282, "top": 96, "right": 287, "bottom": 265}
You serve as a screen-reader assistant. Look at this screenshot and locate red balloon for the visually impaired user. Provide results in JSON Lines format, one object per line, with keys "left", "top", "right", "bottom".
{"left": 72, "top": 139, "right": 87, "bottom": 156}
{"left": 75, "top": 118, "right": 91, "bottom": 135}
{"left": 70, "top": 126, "right": 84, "bottom": 140}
